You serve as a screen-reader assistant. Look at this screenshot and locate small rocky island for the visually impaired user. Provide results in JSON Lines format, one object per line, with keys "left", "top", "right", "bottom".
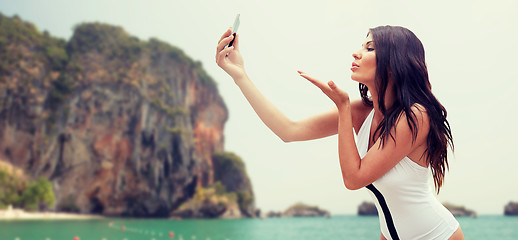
{"left": 504, "top": 201, "right": 518, "bottom": 216}
{"left": 265, "top": 202, "right": 330, "bottom": 218}
{"left": 357, "top": 201, "right": 477, "bottom": 217}
{"left": 442, "top": 203, "right": 477, "bottom": 217}
{"left": 357, "top": 201, "right": 378, "bottom": 216}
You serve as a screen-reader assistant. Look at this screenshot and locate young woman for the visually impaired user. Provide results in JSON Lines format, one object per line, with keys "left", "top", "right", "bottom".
{"left": 216, "top": 25, "right": 464, "bottom": 240}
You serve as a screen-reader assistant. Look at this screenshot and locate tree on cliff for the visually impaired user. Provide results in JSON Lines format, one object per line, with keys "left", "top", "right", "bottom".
{"left": 0, "top": 168, "right": 55, "bottom": 211}
{"left": 20, "top": 177, "right": 55, "bottom": 211}
{"left": 0, "top": 169, "right": 23, "bottom": 208}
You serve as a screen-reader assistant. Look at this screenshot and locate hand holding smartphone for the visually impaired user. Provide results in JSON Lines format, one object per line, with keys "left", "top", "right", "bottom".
{"left": 227, "top": 14, "right": 240, "bottom": 48}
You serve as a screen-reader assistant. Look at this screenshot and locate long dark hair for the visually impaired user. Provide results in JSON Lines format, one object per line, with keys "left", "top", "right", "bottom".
{"left": 359, "top": 26, "right": 453, "bottom": 193}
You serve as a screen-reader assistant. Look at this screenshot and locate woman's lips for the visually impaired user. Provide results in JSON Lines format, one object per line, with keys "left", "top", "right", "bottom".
{"left": 351, "top": 62, "right": 359, "bottom": 71}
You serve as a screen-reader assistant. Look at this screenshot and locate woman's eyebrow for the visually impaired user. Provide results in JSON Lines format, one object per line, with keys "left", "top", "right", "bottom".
{"left": 362, "top": 41, "right": 374, "bottom": 47}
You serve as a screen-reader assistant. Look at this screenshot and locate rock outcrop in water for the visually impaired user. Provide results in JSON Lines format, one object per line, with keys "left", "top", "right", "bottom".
{"left": 263, "top": 202, "right": 330, "bottom": 218}
{"left": 357, "top": 201, "right": 378, "bottom": 216}
{"left": 282, "top": 202, "right": 330, "bottom": 217}
{"left": 171, "top": 152, "right": 255, "bottom": 218}
{"left": 504, "top": 201, "right": 518, "bottom": 216}
{"left": 442, "top": 202, "right": 476, "bottom": 217}
{"left": 0, "top": 13, "right": 254, "bottom": 217}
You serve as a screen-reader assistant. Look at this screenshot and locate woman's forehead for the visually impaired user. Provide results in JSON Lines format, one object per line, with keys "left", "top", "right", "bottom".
{"left": 366, "top": 32, "right": 373, "bottom": 41}
{"left": 362, "top": 33, "right": 373, "bottom": 46}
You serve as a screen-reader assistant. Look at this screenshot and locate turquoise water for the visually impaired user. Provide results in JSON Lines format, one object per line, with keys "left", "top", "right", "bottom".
{"left": 0, "top": 215, "right": 517, "bottom": 240}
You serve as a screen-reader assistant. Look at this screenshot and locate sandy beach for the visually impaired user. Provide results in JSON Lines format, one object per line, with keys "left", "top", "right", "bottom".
{"left": 0, "top": 206, "right": 104, "bottom": 220}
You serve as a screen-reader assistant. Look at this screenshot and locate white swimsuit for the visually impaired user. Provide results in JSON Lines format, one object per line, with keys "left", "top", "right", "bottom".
{"left": 357, "top": 110, "right": 459, "bottom": 240}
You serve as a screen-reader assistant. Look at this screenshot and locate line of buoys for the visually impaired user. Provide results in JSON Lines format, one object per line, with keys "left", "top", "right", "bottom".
{"left": 109, "top": 223, "right": 180, "bottom": 239}
{"left": 109, "top": 223, "right": 236, "bottom": 240}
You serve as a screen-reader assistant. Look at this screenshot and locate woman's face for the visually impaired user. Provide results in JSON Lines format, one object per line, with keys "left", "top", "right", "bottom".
{"left": 351, "top": 33, "right": 377, "bottom": 85}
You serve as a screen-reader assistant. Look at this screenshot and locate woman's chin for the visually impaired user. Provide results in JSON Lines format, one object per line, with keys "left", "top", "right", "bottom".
{"left": 350, "top": 76, "right": 362, "bottom": 83}
{"left": 350, "top": 75, "right": 374, "bottom": 85}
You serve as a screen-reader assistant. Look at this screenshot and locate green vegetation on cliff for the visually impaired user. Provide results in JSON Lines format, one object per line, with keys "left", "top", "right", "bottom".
{"left": 173, "top": 181, "right": 238, "bottom": 218}
{"left": 0, "top": 169, "right": 55, "bottom": 211}
{"left": 20, "top": 177, "right": 55, "bottom": 211}
{"left": 212, "top": 152, "right": 254, "bottom": 216}
{"left": 0, "top": 14, "right": 218, "bottom": 114}
{"left": 148, "top": 38, "right": 215, "bottom": 86}
{"left": 68, "top": 22, "right": 144, "bottom": 64}
{"left": 172, "top": 151, "right": 256, "bottom": 218}
{"left": 0, "top": 13, "right": 68, "bottom": 74}
{"left": 67, "top": 23, "right": 216, "bottom": 87}
{"left": 0, "top": 169, "right": 23, "bottom": 208}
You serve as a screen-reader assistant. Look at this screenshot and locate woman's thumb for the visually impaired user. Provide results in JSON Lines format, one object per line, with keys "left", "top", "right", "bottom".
{"left": 328, "top": 81, "right": 336, "bottom": 89}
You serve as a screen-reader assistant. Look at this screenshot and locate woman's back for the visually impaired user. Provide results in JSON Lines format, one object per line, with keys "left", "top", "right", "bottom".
{"left": 357, "top": 110, "right": 459, "bottom": 240}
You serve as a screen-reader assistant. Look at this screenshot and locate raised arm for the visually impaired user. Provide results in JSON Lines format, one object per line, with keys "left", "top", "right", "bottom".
{"left": 233, "top": 73, "right": 340, "bottom": 142}
{"left": 216, "top": 29, "right": 345, "bottom": 142}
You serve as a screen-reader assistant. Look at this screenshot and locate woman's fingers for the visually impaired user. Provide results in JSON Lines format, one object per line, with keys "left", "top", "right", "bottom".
{"left": 218, "top": 28, "right": 232, "bottom": 43}
{"left": 298, "top": 71, "right": 329, "bottom": 91}
{"left": 216, "top": 46, "right": 234, "bottom": 66}
{"left": 328, "top": 81, "right": 337, "bottom": 90}
{"left": 299, "top": 71, "right": 341, "bottom": 93}
{"left": 216, "top": 28, "right": 234, "bottom": 54}
{"left": 298, "top": 71, "right": 350, "bottom": 105}
{"left": 216, "top": 33, "right": 235, "bottom": 54}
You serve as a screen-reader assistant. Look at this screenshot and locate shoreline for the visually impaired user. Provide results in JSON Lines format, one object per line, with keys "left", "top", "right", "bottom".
{"left": 0, "top": 207, "right": 104, "bottom": 220}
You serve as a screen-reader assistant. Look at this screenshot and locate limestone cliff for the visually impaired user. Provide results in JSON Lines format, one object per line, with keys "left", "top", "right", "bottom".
{"left": 0, "top": 14, "right": 253, "bottom": 217}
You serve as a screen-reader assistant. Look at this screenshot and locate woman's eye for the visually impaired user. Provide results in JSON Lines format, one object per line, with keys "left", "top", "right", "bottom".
{"left": 367, "top": 47, "right": 375, "bottom": 51}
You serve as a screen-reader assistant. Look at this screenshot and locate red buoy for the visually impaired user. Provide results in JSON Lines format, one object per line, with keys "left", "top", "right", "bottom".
{"left": 121, "top": 225, "right": 126, "bottom": 230}
{"left": 169, "top": 231, "right": 175, "bottom": 238}
{"left": 73, "top": 237, "right": 80, "bottom": 240}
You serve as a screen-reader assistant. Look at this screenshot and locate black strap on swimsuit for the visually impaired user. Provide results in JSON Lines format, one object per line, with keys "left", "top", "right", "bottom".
{"left": 366, "top": 183, "right": 400, "bottom": 240}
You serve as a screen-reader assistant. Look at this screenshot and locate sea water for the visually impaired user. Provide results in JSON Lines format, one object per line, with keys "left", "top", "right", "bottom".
{"left": 0, "top": 215, "right": 517, "bottom": 240}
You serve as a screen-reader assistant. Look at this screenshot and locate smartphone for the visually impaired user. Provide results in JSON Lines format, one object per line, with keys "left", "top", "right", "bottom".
{"left": 228, "top": 14, "right": 240, "bottom": 47}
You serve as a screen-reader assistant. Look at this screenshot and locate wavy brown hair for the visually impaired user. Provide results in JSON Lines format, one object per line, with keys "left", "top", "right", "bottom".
{"left": 359, "top": 26, "right": 454, "bottom": 193}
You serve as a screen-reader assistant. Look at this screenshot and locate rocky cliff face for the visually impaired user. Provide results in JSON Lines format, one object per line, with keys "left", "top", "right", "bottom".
{"left": 0, "top": 14, "right": 251, "bottom": 217}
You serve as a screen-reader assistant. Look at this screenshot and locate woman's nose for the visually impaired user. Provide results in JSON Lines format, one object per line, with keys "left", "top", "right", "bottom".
{"left": 352, "top": 50, "right": 361, "bottom": 60}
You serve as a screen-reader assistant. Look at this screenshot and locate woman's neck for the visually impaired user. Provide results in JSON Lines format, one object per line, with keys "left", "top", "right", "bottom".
{"left": 367, "top": 82, "right": 396, "bottom": 116}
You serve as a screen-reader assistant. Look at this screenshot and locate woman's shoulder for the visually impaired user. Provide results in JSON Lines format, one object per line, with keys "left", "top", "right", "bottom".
{"left": 395, "top": 103, "right": 430, "bottom": 141}
{"left": 407, "top": 103, "right": 429, "bottom": 123}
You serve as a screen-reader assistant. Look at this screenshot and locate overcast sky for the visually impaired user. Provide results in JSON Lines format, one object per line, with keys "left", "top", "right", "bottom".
{"left": 2, "top": 0, "right": 517, "bottom": 215}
